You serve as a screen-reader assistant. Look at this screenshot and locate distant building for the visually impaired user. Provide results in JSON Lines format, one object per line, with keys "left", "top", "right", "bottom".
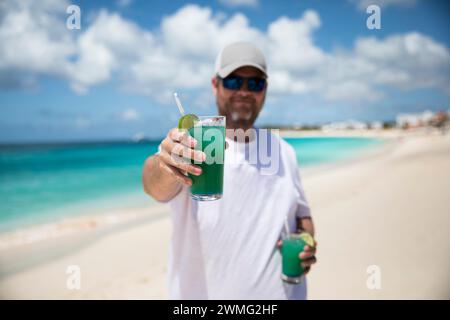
{"left": 396, "top": 110, "right": 435, "bottom": 129}
{"left": 321, "top": 119, "right": 368, "bottom": 131}
{"left": 370, "top": 121, "right": 383, "bottom": 130}
{"left": 431, "top": 111, "right": 448, "bottom": 127}
{"left": 396, "top": 114, "right": 420, "bottom": 128}
{"left": 422, "top": 110, "right": 434, "bottom": 123}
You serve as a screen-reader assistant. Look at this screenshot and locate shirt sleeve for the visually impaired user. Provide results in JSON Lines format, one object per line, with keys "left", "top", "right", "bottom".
{"left": 288, "top": 144, "right": 312, "bottom": 219}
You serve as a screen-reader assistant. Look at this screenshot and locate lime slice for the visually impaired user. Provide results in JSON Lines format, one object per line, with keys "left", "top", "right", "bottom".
{"left": 178, "top": 114, "right": 199, "bottom": 131}
{"left": 299, "top": 232, "right": 315, "bottom": 247}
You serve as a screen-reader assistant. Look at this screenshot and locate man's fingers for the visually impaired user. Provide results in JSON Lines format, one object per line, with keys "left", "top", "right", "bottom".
{"left": 300, "top": 248, "right": 316, "bottom": 260}
{"left": 169, "top": 128, "right": 187, "bottom": 142}
{"left": 159, "top": 150, "right": 202, "bottom": 176}
{"left": 172, "top": 129, "right": 197, "bottom": 148}
{"left": 171, "top": 143, "right": 205, "bottom": 163}
{"left": 301, "top": 256, "right": 317, "bottom": 269}
{"left": 161, "top": 135, "right": 205, "bottom": 163}
{"left": 276, "top": 240, "right": 282, "bottom": 249}
{"left": 170, "top": 128, "right": 199, "bottom": 149}
{"left": 299, "top": 246, "right": 316, "bottom": 259}
{"left": 303, "top": 245, "right": 317, "bottom": 254}
{"left": 168, "top": 153, "right": 202, "bottom": 176}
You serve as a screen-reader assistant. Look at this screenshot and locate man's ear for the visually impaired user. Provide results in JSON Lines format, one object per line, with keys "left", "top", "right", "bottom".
{"left": 211, "top": 77, "right": 218, "bottom": 96}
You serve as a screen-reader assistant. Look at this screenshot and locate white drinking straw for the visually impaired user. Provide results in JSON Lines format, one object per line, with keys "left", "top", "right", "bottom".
{"left": 173, "top": 92, "right": 185, "bottom": 116}
{"left": 284, "top": 218, "right": 290, "bottom": 238}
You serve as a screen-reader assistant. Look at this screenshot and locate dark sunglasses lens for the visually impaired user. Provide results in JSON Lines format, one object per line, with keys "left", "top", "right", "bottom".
{"left": 247, "top": 78, "right": 266, "bottom": 92}
{"left": 222, "top": 76, "right": 242, "bottom": 90}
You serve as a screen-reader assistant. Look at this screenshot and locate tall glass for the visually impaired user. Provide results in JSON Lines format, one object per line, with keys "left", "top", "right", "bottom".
{"left": 187, "top": 116, "right": 225, "bottom": 201}
{"left": 281, "top": 233, "right": 306, "bottom": 284}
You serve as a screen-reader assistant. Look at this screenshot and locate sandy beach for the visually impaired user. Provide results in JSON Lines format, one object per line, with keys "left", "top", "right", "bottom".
{"left": 1, "top": 130, "right": 449, "bottom": 299}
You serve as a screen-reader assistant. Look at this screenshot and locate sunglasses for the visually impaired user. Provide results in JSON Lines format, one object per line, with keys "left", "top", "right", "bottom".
{"left": 219, "top": 75, "right": 266, "bottom": 92}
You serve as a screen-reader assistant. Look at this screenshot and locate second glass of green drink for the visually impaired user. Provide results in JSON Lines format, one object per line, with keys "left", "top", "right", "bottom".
{"left": 187, "top": 116, "right": 226, "bottom": 201}
{"left": 281, "top": 231, "right": 314, "bottom": 284}
{"left": 281, "top": 234, "right": 307, "bottom": 284}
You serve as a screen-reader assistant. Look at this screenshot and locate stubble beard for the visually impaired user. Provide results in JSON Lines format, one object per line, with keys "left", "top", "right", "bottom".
{"left": 221, "top": 101, "right": 259, "bottom": 131}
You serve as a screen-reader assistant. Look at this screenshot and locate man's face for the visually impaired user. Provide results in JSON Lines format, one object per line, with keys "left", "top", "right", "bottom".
{"left": 212, "top": 66, "right": 267, "bottom": 130}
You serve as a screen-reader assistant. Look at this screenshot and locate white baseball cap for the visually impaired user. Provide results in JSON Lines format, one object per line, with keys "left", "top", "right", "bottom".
{"left": 214, "top": 41, "right": 268, "bottom": 78}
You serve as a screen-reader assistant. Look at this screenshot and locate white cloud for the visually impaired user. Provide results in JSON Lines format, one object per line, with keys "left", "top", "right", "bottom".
{"left": 324, "top": 81, "right": 383, "bottom": 103}
{"left": 120, "top": 108, "right": 139, "bottom": 121}
{"left": 350, "top": 0, "right": 418, "bottom": 10}
{"left": 218, "top": 0, "right": 259, "bottom": 8}
{"left": 269, "top": 71, "right": 309, "bottom": 94}
{"left": 67, "top": 9, "right": 154, "bottom": 93}
{"left": 0, "top": 0, "right": 75, "bottom": 88}
{"left": 267, "top": 10, "right": 325, "bottom": 72}
{"left": 354, "top": 33, "right": 450, "bottom": 92}
{"left": 125, "top": 5, "right": 264, "bottom": 99}
{"left": 0, "top": 1, "right": 449, "bottom": 106}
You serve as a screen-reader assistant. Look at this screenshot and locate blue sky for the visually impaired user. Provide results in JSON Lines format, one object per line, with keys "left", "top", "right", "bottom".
{"left": 0, "top": 0, "right": 449, "bottom": 143}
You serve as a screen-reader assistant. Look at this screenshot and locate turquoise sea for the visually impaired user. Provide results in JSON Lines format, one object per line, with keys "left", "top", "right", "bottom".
{"left": 0, "top": 137, "right": 385, "bottom": 233}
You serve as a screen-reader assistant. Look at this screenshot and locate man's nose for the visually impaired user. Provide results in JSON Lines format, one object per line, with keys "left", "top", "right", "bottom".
{"left": 236, "top": 89, "right": 251, "bottom": 98}
{"left": 237, "top": 80, "right": 251, "bottom": 95}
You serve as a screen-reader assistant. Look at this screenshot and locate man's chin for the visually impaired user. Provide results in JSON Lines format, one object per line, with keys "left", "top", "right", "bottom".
{"left": 230, "top": 111, "right": 252, "bottom": 122}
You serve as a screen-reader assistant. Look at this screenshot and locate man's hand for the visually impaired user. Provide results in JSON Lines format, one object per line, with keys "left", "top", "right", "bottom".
{"left": 142, "top": 128, "right": 204, "bottom": 202}
{"left": 299, "top": 242, "right": 317, "bottom": 274}
{"left": 158, "top": 128, "right": 206, "bottom": 186}
{"left": 276, "top": 238, "right": 318, "bottom": 275}
{"left": 142, "top": 127, "right": 228, "bottom": 202}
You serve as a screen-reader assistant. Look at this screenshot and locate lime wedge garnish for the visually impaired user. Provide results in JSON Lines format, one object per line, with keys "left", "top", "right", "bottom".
{"left": 178, "top": 114, "right": 199, "bottom": 131}
{"left": 299, "top": 232, "right": 315, "bottom": 247}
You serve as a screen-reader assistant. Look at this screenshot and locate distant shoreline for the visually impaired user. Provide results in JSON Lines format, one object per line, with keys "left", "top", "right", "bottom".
{"left": 0, "top": 139, "right": 162, "bottom": 148}
{"left": 0, "top": 127, "right": 431, "bottom": 147}
{"left": 279, "top": 127, "right": 434, "bottom": 138}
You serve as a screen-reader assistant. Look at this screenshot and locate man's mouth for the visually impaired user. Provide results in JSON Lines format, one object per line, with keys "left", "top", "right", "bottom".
{"left": 232, "top": 100, "right": 254, "bottom": 109}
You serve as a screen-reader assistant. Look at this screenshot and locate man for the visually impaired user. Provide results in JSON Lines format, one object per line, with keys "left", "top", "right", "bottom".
{"left": 142, "top": 42, "right": 316, "bottom": 299}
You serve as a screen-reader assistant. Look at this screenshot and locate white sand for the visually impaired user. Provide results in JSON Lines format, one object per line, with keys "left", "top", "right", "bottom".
{"left": 1, "top": 131, "right": 449, "bottom": 299}
{"left": 306, "top": 133, "right": 450, "bottom": 299}
{"left": 0, "top": 204, "right": 171, "bottom": 299}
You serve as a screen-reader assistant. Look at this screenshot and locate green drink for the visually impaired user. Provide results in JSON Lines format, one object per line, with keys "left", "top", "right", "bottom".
{"left": 187, "top": 116, "right": 225, "bottom": 201}
{"left": 281, "top": 234, "right": 306, "bottom": 284}
{"left": 281, "top": 232, "right": 314, "bottom": 284}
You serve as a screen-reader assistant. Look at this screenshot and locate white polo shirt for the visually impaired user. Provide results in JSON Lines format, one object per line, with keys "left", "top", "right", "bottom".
{"left": 167, "top": 128, "right": 311, "bottom": 299}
